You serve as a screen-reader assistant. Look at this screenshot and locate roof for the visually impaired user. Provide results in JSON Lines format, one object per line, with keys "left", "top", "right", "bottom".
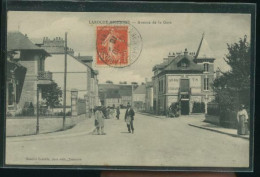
{"left": 134, "top": 84, "right": 146, "bottom": 94}
{"left": 68, "top": 54, "right": 98, "bottom": 75}
{"left": 153, "top": 53, "right": 203, "bottom": 74}
{"left": 99, "top": 84, "right": 132, "bottom": 97}
{"left": 7, "top": 32, "right": 50, "bottom": 56}
{"left": 119, "top": 85, "right": 132, "bottom": 96}
{"left": 106, "top": 90, "right": 121, "bottom": 99}
{"left": 153, "top": 34, "right": 215, "bottom": 73}
{"left": 164, "top": 54, "right": 202, "bottom": 71}
{"left": 195, "top": 33, "right": 215, "bottom": 59}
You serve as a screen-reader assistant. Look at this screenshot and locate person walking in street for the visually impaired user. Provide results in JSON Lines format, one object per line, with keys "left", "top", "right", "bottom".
{"left": 237, "top": 104, "right": 249, "bottom": 135}
{"left": 125, "top": 103, "right": 135, "bottom": 134}
{"left": 116, "top": 106, "right": 120, "bottom": 120}
{"left": 94, "top": 106, "right": 106, "bottom": 135}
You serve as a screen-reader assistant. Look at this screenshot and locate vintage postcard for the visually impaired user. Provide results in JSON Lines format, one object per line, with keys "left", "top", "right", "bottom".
{"left": 3, "top": 2, "right": 255, "bottom": 171}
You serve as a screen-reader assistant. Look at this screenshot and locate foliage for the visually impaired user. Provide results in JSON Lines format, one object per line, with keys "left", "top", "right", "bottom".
{"left": 219, "top": 110, "right": 237, "bottom": 128}
{"left": 168, "top": 102, "right": 180, "bottom": 117}
{"left": 54, "top": 111, "right": 71, "bottom": 116}
{"left": 106, "top": 80, "right": 113, "bottom": 84}
{"left": 41, "top": 82, "right": 62, "bottom": 109}
{"left": 119, "top": 81, "right": 127, "bottom": 84}
{"left": 192, "top": 102, "right": 205, "bottom": 113}
{"left": 207, "top": 102, "right": 220, "bottom": 116}
{"left": 21, "top": 102, "right": 34, "bottom": 116}
{"left": 213, "top": 35, "right": 250, "bottom": 112}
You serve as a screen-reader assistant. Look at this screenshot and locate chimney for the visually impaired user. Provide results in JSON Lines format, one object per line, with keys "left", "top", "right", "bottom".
{"left": 184, "top": 48, "right": 188, "bottom": 56}
{"left": 163, "top": 58, "right": 169, "bottom": 63}
{"left": 216, "top": 70, "right": 220, "bottom": 78}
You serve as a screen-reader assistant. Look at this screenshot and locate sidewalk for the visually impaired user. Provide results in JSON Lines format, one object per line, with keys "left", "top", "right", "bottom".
{"left": 6, "top": 117, "right": 96, "bottom": 142}
{"left": 138, "top": 112, "right": 167, "bottom": 119}
{"left": 138, "top": 112, "right": 249, "bottom": 140}
{"left": 188, "top": 121, "right": 249, "bottom": 140}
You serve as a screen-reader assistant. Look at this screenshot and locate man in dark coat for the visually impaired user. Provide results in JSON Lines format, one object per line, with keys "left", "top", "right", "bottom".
{"left": 116, "top": 106, "right": 120, "bottom": 120}
{"left": 125, "top": 104, "right": 135, "bottom": 133}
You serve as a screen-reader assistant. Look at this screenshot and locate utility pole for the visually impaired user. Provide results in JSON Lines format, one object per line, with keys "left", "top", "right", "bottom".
{"left": 36, "top": 86, "right": 39, "bottom": 134}
{"left": 131, "top": 84, "right": 134, "bottom": 106}
{"left": 63, "top": 32, "right": 68, "bottom": 130}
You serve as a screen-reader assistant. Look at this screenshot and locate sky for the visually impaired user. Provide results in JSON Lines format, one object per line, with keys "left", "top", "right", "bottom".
{"left": 8, "top": 12, "right": 251, "bottom": 84}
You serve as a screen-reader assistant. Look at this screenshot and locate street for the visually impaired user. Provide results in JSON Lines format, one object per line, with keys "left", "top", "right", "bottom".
{"left": 6, "top": 111, "right": 249, "bottom": 167}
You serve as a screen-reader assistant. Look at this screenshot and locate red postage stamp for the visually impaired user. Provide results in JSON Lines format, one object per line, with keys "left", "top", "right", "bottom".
{"left": 96, "top": 26, "right": 128, "bottom": 66}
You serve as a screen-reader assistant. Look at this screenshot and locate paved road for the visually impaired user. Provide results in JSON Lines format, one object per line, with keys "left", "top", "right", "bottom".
{"left": 6, "top": 112, "right": 249, "bottom": 167}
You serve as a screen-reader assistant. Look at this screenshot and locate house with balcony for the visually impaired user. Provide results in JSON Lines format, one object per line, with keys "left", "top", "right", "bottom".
{"left": 152, "top": 34, "right": 215, "bottom": 115}
{"left": 39, "top": 36, "right": 99, "bottom": 115}
{"left": 7, "top": 32, "right": 52, "bottom": 115}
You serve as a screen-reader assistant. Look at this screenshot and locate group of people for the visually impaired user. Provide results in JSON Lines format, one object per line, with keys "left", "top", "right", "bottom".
{"left": 101, "top": 106, "right": 121, "bottom": 119}
{"left": 92, "top": 102, "right": 249, "bottom": 136}
{"left": 93, "top": 103, "right": 135, "bottom": 135}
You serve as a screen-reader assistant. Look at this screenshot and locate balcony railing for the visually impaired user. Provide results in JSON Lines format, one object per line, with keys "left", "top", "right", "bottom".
{"left": 38, "top": 71, "right": 52, "bottom": 80}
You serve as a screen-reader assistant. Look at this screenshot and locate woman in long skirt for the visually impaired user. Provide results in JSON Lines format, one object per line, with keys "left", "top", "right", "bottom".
{"left": 237, "top": 104, "right": 249, "bottom": 135}
{"left": 93, "top": 107, "right": 106, "bottom": 135}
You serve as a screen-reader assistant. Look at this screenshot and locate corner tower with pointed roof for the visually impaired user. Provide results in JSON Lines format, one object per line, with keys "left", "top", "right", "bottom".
{"left": 152, "top": 33, "right": 215, "bottom": 115}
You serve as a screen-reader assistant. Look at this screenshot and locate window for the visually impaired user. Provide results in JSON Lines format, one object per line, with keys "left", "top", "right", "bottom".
{"left": 204, "top": 63, "right": 209, "bottom": 72}
{"left": 204, "top": 78, "right": 209, "bottom": 91}
{"left": 38, "top": 58, "right": 45, "bottom": 72}
{"left": 181, "top": 62, "right": 187, "bottom": 68}
{"left": 8, "top": 83, "right": 14, "bottom": 105}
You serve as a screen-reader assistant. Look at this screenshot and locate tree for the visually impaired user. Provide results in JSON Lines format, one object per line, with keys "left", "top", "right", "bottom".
{"left": 41, "top": 82, "right": 62, "bottom": 109}
{"left": 119, "top": 81, "right": 127, "bottom": 84}
{"left": 106, "top": 80, "right": 113, "bottom": 84}
{"left": 131, "top": 82, "right": 138, "bottom": 85}
{"left": 213, "top": 35, "right": 250, "bottom": 111}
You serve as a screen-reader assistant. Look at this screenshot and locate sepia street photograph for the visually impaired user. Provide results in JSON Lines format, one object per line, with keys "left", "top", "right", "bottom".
{"left": 5, "top": 11, "right": 252, "bottom": 168}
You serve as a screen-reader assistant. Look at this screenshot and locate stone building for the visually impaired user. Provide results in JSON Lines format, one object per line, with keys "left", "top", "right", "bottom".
{"left": 6, "top": 32, "right": 52, "bottom": 115}
{"left": 145, "top": 82, "right": 153, "bottom": 112}
{"left": 99, "top": 83, "right": 132, "bottom": 107}
{"left": 152, "top": 34, "right": 215, "bottom": 115}
{"left": 133, "top": 84, "right": 146, "bottom": 110}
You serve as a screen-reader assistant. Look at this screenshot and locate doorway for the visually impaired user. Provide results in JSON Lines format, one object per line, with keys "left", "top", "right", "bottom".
{"left": 181, "top": 100, "right": 189, "bottom": 115}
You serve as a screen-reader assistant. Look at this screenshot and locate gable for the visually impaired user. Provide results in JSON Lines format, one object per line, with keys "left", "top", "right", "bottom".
{"left": 45, "top": 54, "right": 87, "bottom": 72}
{"left": 177, "top": 58, "right": 190, "bottom": 67}
{"left": 164, "top": 55, "right": 203, "bottom": 72}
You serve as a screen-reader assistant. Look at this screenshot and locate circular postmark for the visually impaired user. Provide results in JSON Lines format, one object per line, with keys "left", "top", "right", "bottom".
{"left": 96, "top": 23, "right": 143, "bottom": 68}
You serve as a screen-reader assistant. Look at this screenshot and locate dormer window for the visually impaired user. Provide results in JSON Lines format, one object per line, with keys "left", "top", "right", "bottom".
{"left": 181, "top": 62, "right": 187, "bottom": 68}
{"left": 177, "top": 58, "right": 189, "bottom": 69}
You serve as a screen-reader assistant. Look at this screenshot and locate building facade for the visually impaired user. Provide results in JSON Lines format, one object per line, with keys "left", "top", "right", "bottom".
{"left": 99, "top": 83, "right": 132, "bottom": 107}
{"left": 133, "top": 84, "right": 146, "bottom": 110}
{"left": 7, "top": 32, "right": 52, "bottom": 115}
{"left": 41, "top": 36, "right": 99, "bottom": 115}
{"left": 145, "top": 82, "right": 153, "bottom": 112}
{"left": 153, "top": 34, "right": 215, "bottom": 115}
